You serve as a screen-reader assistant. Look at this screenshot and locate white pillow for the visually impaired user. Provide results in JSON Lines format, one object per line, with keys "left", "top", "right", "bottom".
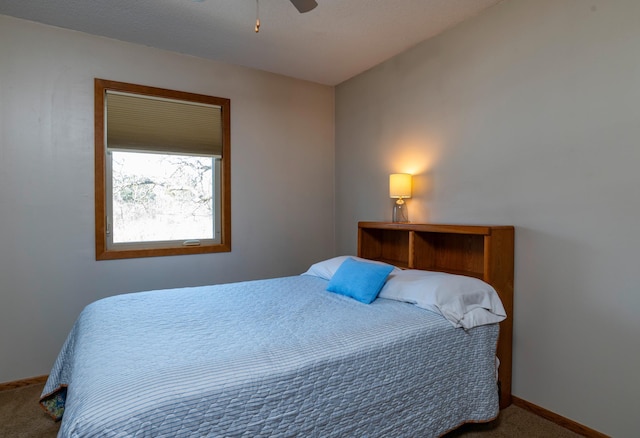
{"left": 378, "top": 269, "right": 506, "bottom": 329}
{"left": 302, "top": 255, "right": 400, "bottom": 281}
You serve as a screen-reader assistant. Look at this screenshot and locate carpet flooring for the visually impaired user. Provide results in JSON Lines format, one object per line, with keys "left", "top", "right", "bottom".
{"left": 1, "top": 383, "right": 583, "bottom": 437}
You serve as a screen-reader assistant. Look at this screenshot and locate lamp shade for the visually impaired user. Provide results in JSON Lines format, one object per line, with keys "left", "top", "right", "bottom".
{"left": 389, "top": 173, "right": 412, "bottom": 199}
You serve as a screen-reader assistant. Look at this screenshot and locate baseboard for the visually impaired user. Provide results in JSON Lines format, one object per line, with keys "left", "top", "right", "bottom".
{"left": 0, "top": 375, "right": 48, "bottom": 392}
{"left": 512, "top": 396, "right": 610, "bottom": 438}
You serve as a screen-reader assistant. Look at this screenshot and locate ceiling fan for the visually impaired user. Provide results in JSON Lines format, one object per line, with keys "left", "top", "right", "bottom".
{"left": 253, "top": 0, "right": 317, "bottom": 32}
{"left": 193, "top": 0, "right": 317, "bottom": 14}
{"left": 289, "top": 0, "right": 318, "bottom": 13}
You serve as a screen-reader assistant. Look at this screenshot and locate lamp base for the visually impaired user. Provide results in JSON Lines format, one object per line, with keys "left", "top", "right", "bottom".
{"left": 392, "top": 201, "right": 409, "bottom": 223}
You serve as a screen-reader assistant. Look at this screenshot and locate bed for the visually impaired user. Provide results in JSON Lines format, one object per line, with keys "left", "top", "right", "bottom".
{"left": 40, "top": 222, "right": 514, "bottom": 437}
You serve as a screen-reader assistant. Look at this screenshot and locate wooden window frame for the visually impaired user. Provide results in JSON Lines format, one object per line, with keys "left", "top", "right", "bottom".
{"left": 94, "top": 78, "right": 231, "bottom": 260}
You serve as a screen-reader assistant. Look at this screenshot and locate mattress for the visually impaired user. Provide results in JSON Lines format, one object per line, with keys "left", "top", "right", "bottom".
{"left": 41, "top": 275, "right": 500, "bottom": 437}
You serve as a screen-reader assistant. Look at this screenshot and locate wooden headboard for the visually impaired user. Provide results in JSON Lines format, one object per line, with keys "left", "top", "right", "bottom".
{"left": 357, "top": 221, "right": 514, "bottom": 409}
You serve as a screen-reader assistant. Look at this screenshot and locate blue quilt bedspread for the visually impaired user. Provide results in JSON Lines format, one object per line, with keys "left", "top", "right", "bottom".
{"left": 41, "top": 275, "right": 499, "bottom": 437}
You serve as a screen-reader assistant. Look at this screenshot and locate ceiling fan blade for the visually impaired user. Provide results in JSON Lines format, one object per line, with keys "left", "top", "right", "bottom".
{"left": 290, "top": 0, "right": 318, "bottom": 13}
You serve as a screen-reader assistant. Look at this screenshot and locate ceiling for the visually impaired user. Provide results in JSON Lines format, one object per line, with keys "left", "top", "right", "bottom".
{"left": 0, "top": 0, "right": 502, "bottom": 85}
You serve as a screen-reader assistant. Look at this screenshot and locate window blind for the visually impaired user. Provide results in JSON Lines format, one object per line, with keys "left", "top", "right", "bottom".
{"left": 106, "top": 91, "right": 223, "bottom": 157}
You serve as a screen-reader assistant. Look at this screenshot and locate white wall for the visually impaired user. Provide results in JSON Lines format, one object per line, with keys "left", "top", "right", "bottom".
{"left": 335, "top": 0, "right": 639, "bottom": 436}
{"left": 0, "top": 15, "right": 335, "bottom": 383}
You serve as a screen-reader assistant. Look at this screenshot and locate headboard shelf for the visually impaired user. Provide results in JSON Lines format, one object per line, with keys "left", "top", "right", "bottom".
{"left": 358, "top": 221, "right": 514, "bottom": 408}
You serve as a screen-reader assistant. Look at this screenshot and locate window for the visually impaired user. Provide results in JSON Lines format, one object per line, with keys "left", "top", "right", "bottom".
{"left": 95, "top": 79, "right": 230, "bottom": 260}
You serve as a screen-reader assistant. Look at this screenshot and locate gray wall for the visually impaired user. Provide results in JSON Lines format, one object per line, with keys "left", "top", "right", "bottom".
{"left": 335, "top": 0, "right": 639, "bottom": 436}
{"left": 0, "top": 16, "right": 335, "bottom": 383}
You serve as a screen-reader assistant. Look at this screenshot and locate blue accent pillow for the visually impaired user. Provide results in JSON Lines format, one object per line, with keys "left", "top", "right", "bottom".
{"left": 326, "top": 257, "right": 394, "bottom": 304}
